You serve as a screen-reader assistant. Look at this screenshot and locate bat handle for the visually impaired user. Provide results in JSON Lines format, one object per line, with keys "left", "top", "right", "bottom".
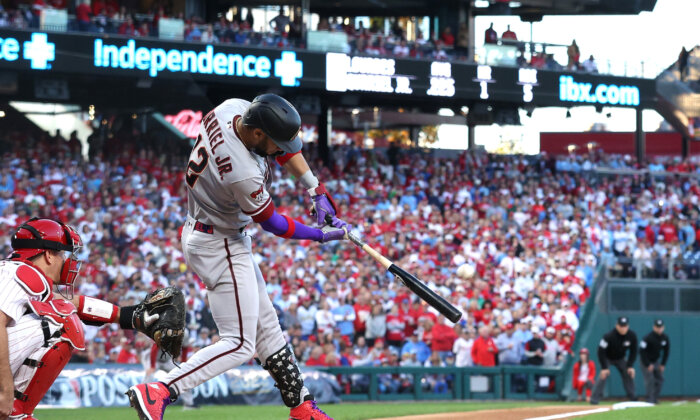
{"left": 325, "top": 214, "right": 364, "bottom": 246}
{"left": 346, "top": 231, "right": 365, "bottom": 247}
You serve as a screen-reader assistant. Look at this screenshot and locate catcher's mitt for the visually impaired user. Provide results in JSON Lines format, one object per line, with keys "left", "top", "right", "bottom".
{"left": 133, "top": 286, "right": 186, "bottom": 359}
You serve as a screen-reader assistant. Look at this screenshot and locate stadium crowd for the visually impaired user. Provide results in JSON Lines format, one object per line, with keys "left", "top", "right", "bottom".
{"left": 1, "top": 122, "right": 699, "bottom": 394}
{"left": 0, "top": 2, "right": 603, "bottom": 70}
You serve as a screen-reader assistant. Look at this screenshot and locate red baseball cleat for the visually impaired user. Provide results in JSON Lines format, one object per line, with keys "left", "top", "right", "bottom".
{"left": 126, "top": 382, "right": 172, "bottom": 420}
{"left": 289, "top": 399, "right": 334, "bottom": 420}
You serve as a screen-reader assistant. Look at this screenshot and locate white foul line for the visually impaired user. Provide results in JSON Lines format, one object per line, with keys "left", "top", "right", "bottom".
{"left": 524, "top": 407, "right": 611, "bottom": 420}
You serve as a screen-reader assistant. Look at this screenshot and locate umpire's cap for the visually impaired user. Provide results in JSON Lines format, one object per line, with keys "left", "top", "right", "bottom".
{"left": 242, "top": 94, "right": 302, "bottom": 154}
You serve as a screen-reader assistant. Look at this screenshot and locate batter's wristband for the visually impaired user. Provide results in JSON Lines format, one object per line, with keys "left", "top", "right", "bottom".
{"left": 119, "top": 305, "right": 137, "bottom": 330}
{"left": 280, "top": 215, "right": 296, "bottom": 239}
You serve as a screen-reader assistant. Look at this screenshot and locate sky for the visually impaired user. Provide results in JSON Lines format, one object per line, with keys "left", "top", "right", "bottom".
{"left": 435, "top": 0, "right": 699, "bottom": 152}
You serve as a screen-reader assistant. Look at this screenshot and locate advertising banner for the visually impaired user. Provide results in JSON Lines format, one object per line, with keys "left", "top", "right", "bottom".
{"left": 0, "top": 29, "right": 324, "bottom": 90}
{"left": 0, "top": 28, "right": 655, "bottom": 108}
{"left": 39, "top": 364, "right": 341, "bottom": 408}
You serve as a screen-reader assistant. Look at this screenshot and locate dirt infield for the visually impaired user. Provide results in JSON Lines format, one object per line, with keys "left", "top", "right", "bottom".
{"left": 372, "top": 405, "right": 610, "bottom": 420}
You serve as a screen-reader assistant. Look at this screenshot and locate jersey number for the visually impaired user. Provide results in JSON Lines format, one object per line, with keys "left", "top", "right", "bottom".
{"left": 186, "top": 136, "right": 209, "bottom": 188}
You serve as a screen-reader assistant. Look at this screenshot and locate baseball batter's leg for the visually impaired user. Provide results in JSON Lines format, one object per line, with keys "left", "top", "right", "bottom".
{"left": 164, "top": 239, "right": 259, "bottom": 395}
{"left": 252, "top": 256, "right": 307, "bottom": 405}
{"left": 128, "top": 235, "right": 260, "bottom": 420}
{"left": 251, "top": 256, "right": 333, "bottom": 420}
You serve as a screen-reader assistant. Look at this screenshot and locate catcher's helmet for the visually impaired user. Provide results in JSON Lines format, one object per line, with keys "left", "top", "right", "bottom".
{"left": 242, "top": 94, "right": 302, "bottom": 154}
{"left": 11, "top": 218, "right": 83, "bottom": 291}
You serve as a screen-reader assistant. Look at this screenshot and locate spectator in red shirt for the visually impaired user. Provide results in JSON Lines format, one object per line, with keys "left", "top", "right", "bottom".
{"left": 76, "top": 0, "right": 91, "bottom": 31}
{"left": 116, "top": 339, "right": 138, "bottom": 364}
{"left": 385, "top": 305, "right": 406, "bottom": 347}
{"left": 501, "top": 25, "right": 517, "bottom": 41}
{"left": 572, "top": 348, "right": 596, "bottom": 402}
{"left": 471, "top": 325, "right": 498, "bottom": 367}
{"left": 431, "top": 316, "right": 457, "bottom": 359}
{"left": 305, "top": 345, "right": 326, "bottom": 366}
{"left": 49, "top": 0, "right": 67, "bottom": 9}
{"left": 485, "top": 23, "right": 498, "bottom": 44}
{"left": 353, "top": 294, "right": 372, "bottom": 339}
{"left": 118, "top": 15, "right": 137, "bottom": 36}
{"left": 440, "top": 26, "right": 455, "bottom": 47}
{"left": 659, "top": 219, "right": 678, "bottom": 242}
{"left": 398, "top": 298, "right": 416, "bottom": 337}
{"left": 473, "top": 300, "right": 493, "bottom": 325}
{"left": 92, "top": 0, "right": 105, "bottom": 16}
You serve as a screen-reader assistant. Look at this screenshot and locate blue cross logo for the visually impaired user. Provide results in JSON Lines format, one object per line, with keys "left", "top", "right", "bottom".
{"left": 274, "top": 51, "right": 303, "bottom": 87}
{"left": 23, "top": 33, "right": 55, "bottom": 70}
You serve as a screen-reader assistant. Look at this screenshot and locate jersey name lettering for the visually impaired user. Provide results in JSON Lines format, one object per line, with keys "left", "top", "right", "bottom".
{"left": 216, "top": 156, "right": 233, "bottom": 179}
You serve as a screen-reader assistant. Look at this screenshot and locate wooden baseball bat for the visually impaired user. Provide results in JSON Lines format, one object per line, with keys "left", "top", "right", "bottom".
{"left": 345, "top": 230, "right": 462, "bottom": 323}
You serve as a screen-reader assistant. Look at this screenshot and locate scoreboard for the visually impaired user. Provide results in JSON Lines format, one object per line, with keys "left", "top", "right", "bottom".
{"left": 324, "top": 52, "right": 652, "bottom": 107}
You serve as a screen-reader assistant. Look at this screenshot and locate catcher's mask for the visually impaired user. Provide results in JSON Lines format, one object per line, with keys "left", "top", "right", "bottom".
{"left": 10, "top": 217, "right": 83, "bottom": 299}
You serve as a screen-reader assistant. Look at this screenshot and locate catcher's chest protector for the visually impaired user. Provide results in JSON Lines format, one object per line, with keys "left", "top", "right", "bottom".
{"left": 27, "top": 299, "right": 86, "bottom": 350}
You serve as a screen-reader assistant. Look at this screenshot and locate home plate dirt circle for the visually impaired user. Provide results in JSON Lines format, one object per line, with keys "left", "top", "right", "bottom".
{"left": 371, "top": 405, "right": 611, "bottom": 420}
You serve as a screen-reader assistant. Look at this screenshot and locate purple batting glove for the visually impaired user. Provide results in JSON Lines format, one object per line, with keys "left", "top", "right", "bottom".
{"left": 320, "top": 221, "right": 350, "bottom": 243}
{"left": 324, "top": 215, "right": 349, "bottom": 230}
{"left": 309, "top": 183, "right": 339, "bottom": 226}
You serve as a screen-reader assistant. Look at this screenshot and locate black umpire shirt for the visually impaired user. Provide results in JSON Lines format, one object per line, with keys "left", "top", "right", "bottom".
{"left": 640, "top": 331, "right": 670, "bottom": 367}
{"left": 598, "top": 328, "right": 638, "bottom": 369}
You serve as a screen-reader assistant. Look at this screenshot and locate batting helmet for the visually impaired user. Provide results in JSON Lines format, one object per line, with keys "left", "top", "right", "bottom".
{"left": 242, "top": 94, "right": 302, "bottom": 154}
{"left": 11, "top": 218, "right": 83, "bottom": 292}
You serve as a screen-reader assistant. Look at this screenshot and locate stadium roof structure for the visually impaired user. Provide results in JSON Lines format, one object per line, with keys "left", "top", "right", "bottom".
{"left": 470, "top": 0, "right": 657, "bottom": 19}
{"left": 218, "top": 0, "right": 656, "bottom": 18}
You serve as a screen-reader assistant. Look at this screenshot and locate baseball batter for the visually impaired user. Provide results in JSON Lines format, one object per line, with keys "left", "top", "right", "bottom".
{"left": 127, "top": 94, "right": 350, "bottom": 420}
{"left": 0, "top": 218, "right": 180, "bottom": 420}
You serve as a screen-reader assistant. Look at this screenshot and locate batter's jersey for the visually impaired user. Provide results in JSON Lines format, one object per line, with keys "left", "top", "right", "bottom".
{"left": 186, "top": 99, "right": 273, "bottom": 234}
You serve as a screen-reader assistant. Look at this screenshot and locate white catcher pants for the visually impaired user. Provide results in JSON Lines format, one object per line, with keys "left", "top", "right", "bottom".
{"left": 163, "top": 217, "right": 286, "bottom": 394}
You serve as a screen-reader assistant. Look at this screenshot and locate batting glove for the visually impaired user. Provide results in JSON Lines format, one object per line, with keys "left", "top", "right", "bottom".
{"left": 320, "top": 217, "right": 350, "bottom": 242}
{"left": 309, "top": 183, "right": 339, "bottom": 227}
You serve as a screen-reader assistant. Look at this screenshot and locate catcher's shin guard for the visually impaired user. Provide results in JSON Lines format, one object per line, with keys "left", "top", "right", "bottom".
{"left": 11, "top": 341, "right": 72, "bottom": 419}
{"left": 261, "top": 345, "right": 309, "bottom": 407}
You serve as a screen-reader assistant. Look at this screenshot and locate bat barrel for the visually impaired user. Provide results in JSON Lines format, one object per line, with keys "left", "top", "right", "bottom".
{"left": 388, "top": 264, "right": 462, "bottom": 323}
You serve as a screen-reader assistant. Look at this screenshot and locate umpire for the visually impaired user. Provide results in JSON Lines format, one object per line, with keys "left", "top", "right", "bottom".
{"left": 590, "top": 316, "right": 637, "bottom": 404}
{"left": 640, "top": 319, "right": 669, "bottom": 404}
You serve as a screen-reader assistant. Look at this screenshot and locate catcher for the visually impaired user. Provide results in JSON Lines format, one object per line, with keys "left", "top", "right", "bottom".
{"left": 0, "top": 218, "right": 185, "bottom": 420}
